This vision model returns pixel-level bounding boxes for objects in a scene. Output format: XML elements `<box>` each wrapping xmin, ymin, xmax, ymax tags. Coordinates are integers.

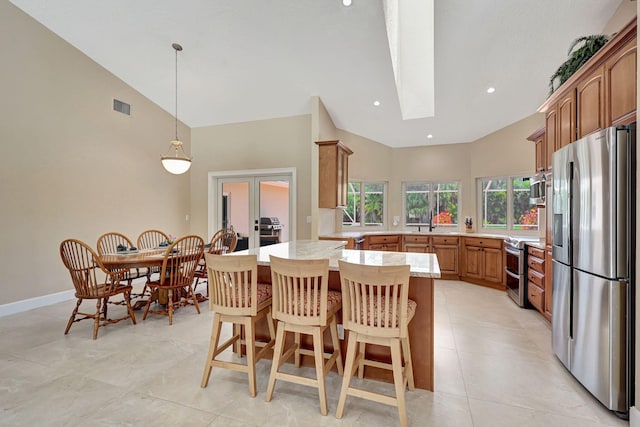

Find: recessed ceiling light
<box><xmin>373</xmin><ymin>100</ymin><xmax>381</xmax><ymax>107</ymax></box>
<box><xmin>487</xmin><ymin>87</ymin><xmax>496</xmax><ymax>94</ymax></box>
<box><xmin>342</xmin><ymin>0</ymin><xmax>352</xmax><ymax>6</ymax></box>
<box><xmin>427</xmin><ymin>134</ymin><xmax>433</xmax><ymax>139</ymax></box>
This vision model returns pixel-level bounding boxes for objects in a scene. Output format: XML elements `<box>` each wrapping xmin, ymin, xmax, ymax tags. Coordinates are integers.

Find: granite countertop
<box><xmin>232</xmin><ymin>240</ymin><xmax>441</xmax><ymax>278</ymax></box>
<box><xmin>320</xmin><ymin>230</ymin><xmax>517</xmax><ymax>240</ymax></box>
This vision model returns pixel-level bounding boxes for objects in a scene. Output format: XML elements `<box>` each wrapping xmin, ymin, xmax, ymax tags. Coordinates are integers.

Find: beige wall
<box><xmin>189</xmin><ymin>115</ymin><xmax>312</xmax><ymax>241</ymax></box>
<box><xmin>603</xmin><ymin>0</ymin><xmax>637</xmax><ymax>36</ymax></box>
<box><xmin>0</xmin><ymin>1</ymin><xmax>191</xmax><ymax>305</ymax></box>
<box><xmin>337</xmin><ymin>113</ymin><xmax>544</xmax><ymax>233</ymax></box>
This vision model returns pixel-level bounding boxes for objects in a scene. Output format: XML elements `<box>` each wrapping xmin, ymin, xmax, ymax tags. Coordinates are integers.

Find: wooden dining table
<box><xmin>100</xmin><ymin>248</ymin><xmax>172</xmax><ymax>306</ymax></box>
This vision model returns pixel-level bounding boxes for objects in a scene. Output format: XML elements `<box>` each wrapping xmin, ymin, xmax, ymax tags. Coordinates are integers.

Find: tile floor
<box><xmin>0</xmin><ymin>280</ymin><xmax>629</xmax><ymax>426</ymax></box>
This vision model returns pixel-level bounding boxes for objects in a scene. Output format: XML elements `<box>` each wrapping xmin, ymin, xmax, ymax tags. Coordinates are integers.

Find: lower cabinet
<box><xmin>460</xmin><ymin>237</ymin><xmax>504</xmax><ymax>288</ymax></box>
<box><xmin>365</xmin><ymin>234</ymin><xmax>400</xmax><ymax>252</ymax></box>
<box><xmin>526</xmin><ymin>245</ymin><xmax>548</xmax><ymax>318</ymax></box>
<box><xmin>431</xmin><ymin>236</ymin><xmax>459</xmax><ymax>276</ymax></box>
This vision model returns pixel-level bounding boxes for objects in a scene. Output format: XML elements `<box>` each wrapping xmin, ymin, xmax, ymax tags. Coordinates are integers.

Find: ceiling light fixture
<box><xmin>342</xmin><ymin>0</ymin><xmax>352</xmax><ymax>6</ymax></box>
<box><xmin>373</xmin><ymin>100</ymin><xmax>381</xmax><ymax>106</ymax></box>
<box><xmin>427</xmin><ymin>134</ymin><xmax>433</xmax><ymax>139</ymax></box>
<box><xmin>161</xmin><ymin>43</ymin><xmax>192</xmax><ymax>175</ymax></box>
<box><xmin>487</xmin><ymin>87</ymin><xmax>496</xmax><ymax>94</ymax></box>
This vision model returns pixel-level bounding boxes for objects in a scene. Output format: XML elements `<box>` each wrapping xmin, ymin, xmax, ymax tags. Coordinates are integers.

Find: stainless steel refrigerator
<box><xmin>552</xmin><ymin>125</ymin><xmax>634</xmax><ymax>415</ymax></box>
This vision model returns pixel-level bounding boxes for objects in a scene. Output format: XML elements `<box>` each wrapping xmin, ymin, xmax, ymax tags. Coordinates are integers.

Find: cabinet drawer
<box><xmin>528</xmin><ymin>255</ymin><xmax>545</xmax><ymax>274</ymax></box>
<box><xmin>463</xmin><ymin>237</ymin><xmax>502</xmax><ymax>249</ymax></box>
<box><xmin>368</xmin><ymin>235</ymin><xmax>400</xmax><ymax>244</ymax></box>
<box><xmin>432</xmin><ymin>236</ymin><xmax>459</xmax><ymax>245</ymax></box>
<box><xmin>528</xmin><ymin>283</ymin><xmax>545</xmax><ymax>311</ymax></box>
<box><xmin>528</xmin><ymin>268</ymin><xmax>544</xmax><ymax>288</ymax></box>
<box><xmin>403</xmin><ymin>235</ymin><xmax>430</xmax><ymax>244</ymax></box>
<box><xmin>527</xmin><ymin>246</ymin><xmax>545</xmax><ymax>259</ymax></box>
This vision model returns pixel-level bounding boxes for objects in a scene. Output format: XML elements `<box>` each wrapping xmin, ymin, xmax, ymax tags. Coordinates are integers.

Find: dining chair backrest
<box><xmin>60</xmin><ymin>239</ymin><xmax>121</xmax><ymax>298</ymax></box>
<box><xmin>137</xmin><ymin>229</ymin><xmax>169</xmax><ymax>250</ymax></box>
<box><xmin>205</xmin><ymin>253</ymin><xmax>259</xmax><ymax>316</ymax></box>
<box><xmin>338</xmin><ymin>260</ymin><xmax>411</xmax><ymax>339</ymax></box>
<box><xmin>159</xmin><ymin>235</ymin><xmax>205</xmax><ymax>287</ymax></box>
<box><xmin>208</xmin><ymin>228</ymin><xmax>238</xmax><ymax>254</ymax></box>
<box><xmin>269</xmin><ymin>255</ymin><xmax>330</xmax><ymax>327</ymax></box>
<box><xmin>96</xmin><ymin>232</ymin><xmax>134</xmax><ymax>256</ymax></box>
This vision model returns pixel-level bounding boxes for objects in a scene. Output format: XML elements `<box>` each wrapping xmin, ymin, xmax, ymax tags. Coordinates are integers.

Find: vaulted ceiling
<box><xmin>9</xmin><ymin>0</ymin><xmax>624</xmax><ymax>147</ymax></box>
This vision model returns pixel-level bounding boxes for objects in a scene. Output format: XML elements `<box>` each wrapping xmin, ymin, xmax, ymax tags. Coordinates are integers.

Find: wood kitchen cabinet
<box><xmin>539</xmin><ymin>18</ymin><xmax>636</xmax><ymax>161</ymax></box>
<box><xmin>526</xmin><ymin>127</ymin><xmax>546</xmax><ymax>174</ymax></box>
<box><xmin>402</xmin><ymin>235</ymin><xmax>460</xmax><ymax>277</ymax></box>
<box><xmin>577</xmin><ymin>65</ymin><xmax>605</xmax><ymax>138</ymax></box>
<box><xmin>431</xmin><ymin>236</ymin><xmax>459</xmax><ymax>276</ymax></box>
<box><xmin>316</xmin><ymin>140</ymin><xmax>353</xmax><ymax>208</ymax></box>
<box><xmin>606</xmin><ymin>35</ymin><xmax>637</xmax><ymax>126</ymax></box>
<box><xmin>526</xmin><ymin>246</ymin><xmax>546</xmax><ymax>313</ymax></box>
<box><xmin>460</xmin><ymin>237</ymin><xmax>504</xmax><ymax>289</ymax></box>
<box><xmin>365</xmin><ymin>234</ymin><xmax>400</xmax><ymax>252</ymax></box>
<box><xmin>402</xmin><ymin>235</ymin><xmax>430</xmax><ymax>253</ymax></box>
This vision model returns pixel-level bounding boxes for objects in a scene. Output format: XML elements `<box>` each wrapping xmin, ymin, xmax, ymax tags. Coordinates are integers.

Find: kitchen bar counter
<box><xmin>232</xmin><ymin>240</ymin><xmax>439</xmax><ymax>390</ymax></box>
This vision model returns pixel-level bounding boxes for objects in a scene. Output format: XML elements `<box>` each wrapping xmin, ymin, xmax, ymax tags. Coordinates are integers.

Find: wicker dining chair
<box><xmin>142</xmin><ymin>235</ymin><xmax>204</xmax><ymax>325</ymax></box>
<box><xmin>96</xmin><ymin>231</ymin><xmax>149</xmax><ymax>284</ymax></box>
<box><xmin>201</xmin><ymin>253</ymin><xmax>276</xmax><ymax>397</ymax></box>
<box><xmin>193</xmin><ymin>228</ymin><xmax>238</xmax><ymax>296</ymax></box>
<box><xmin>265</xmin><ymin>255</ymin><xmax>344</xmax><ymax>416</ymax></box>
<box><xmin>60</xmin><ymin>239</ymin><xmax>137</xmax><ymax>340</ymax></box>
<box><xmin>335</xmin><ymin>261</ymin><xmax>415</xmax><ymax>427</ymax></box>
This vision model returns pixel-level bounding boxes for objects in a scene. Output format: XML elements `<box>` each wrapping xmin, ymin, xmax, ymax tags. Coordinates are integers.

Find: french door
<box><xmin>210</xmin><ymin>169</ymin><xmax>295</xmax><ymax>250</ymax></box>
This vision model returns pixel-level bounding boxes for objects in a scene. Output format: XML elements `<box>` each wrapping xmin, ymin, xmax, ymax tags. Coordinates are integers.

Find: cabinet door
<box><xmin>463</xmin><ymin>246</ymin><xmax>482</xmax><ymax>279</ymax></box>
<box><xmin>535</xmin><ymin>135</ymin><xmax>545</xmax><ymax>173</ymax></box>
<box><xmin>557</xmin><ymin>91</ymin><xmax>576</xmax><ymax>148</ymax></box>
<box><xmin>383</xmin><ymin>243</ymin><xmax>400</xmax><ymax>252</ymax></box>
<box><xmin>545</xmin><ymin>249</ymin><xmax>553</xmax><ymax>320</ymax></box>
<box><xmin>545</xmin><ymin>108</ymin><xmax>557</xmax><ymax>172</ymax></box>
<box><xmin>606</xmin><ymin>37</ymin><xmax>637</xmax><ymax>126</ymax></box>
<box><xmin>577</xmin><ymin>66</ymin><xmax>605</xmax><ymax>138</ymax></box>
<box><xmin>368</xmin><ymin>243</ymin><xmax>384</xmax><ymax>251</ymax></box>
<box><xmin>433</xmin><ymin>245</ymin><xmax>458</xmax><ymax>275</ymax></box>
<box><xmin>483</xmin><ymin>247</ymin><xmax>503</xmax><ymax>284</ymax></box>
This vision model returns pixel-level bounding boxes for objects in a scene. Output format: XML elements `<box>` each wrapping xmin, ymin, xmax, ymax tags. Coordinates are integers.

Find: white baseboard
<box><xmin>0</xmin><ymin>290</ymin><xmax>75</xmax><ymax>317</ymax></box>
<box><xmin>631</xmin><ymin>405</ymin><xmax>640</xmax><ymax>427</ymax></box>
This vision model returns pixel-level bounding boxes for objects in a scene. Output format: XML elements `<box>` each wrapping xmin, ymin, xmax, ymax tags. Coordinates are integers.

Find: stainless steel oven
<box><xmin>504</xmin><ymin>237</ymin><xmax>540</xmax><ymax>307</ymax></box>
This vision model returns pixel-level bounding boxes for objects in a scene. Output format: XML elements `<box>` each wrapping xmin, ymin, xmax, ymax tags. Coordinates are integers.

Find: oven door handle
<box><xmin>505</xmin><ymin>269</ymin><xmax>520</xmax><ymax>280</ymax></box>
<box><xmin>505</xmin><ymin>246</ymin><xmax>520</xmax><ymax>257</ymax></box>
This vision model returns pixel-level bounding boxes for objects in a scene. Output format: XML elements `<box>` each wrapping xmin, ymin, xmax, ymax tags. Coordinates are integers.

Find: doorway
<box><xmin>209</xmin><ymin>169</ymin><xmax>296</xmax><ymax>250</ymax></box>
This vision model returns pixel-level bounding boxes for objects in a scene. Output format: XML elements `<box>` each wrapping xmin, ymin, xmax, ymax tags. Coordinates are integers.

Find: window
<box><xmin>479</xmin><ymin>176</ymin><xmax>539</xmax><ymax>232</ymax></box>
<box><xmin>343</xmin><ymin>181</ymin><xmax>386</xmax><ymax>227</ymax></box>
<box><xmin>403</xmin><ymin>181</ymin><xmax>459</xmax><ymax>228</ymax></box>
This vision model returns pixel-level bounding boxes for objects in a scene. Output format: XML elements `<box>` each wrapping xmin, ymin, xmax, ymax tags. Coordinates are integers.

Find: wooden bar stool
<box><xmin>336</xmin><ymin>260</ymin><xmax>416</xmax><ymax>427</ymax></box>
<box><xmin>201</xmin><ymin>254</ymin><xmax>276</xmax><ymax>397</ymax></box>
<box><xmin>265</xmin><ymin>256</ymin><xmax>344</xmax><ymax>416</ymax></box>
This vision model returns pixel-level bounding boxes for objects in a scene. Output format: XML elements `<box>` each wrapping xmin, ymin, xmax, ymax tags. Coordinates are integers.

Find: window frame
<box><xmin>401</xmin><ymin>180</ymin><xmax>461</xmax><ymax>229</ymax></box>
<box><xmin>476</xmin><ymin>175</ymin><xmax>540</xmax><ymax>235</ymax></box>
<box><xmin>342</xmin><ymin>180</ymin><xmax>387</xmax><ymax>229</ymax></box>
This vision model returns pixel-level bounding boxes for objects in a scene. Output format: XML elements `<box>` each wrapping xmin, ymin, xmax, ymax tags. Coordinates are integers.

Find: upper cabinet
<box><xmin>538</xmin><ymin>17</ymin><xmax>637</xmax><ymax>169</ymax></box>
<box><xmin>526</xmin><ymin>127</ymin><xmax>546</xmax><ymax>174</ymax></box>
<box><xmin>316</xmin><ymin>140</ymin><xmax>353</xmax><ymax>208</ymax></box>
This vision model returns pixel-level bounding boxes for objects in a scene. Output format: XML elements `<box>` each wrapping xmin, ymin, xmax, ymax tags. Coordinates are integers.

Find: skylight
<box><xmin>383</xmin><ymin>0</ymin><xmax>435</xmax><ymax>120</ymax></box>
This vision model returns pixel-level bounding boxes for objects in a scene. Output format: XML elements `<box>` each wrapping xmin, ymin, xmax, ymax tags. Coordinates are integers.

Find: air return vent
<box><xmin>113</xmin><ymin>99</ymin><xmax>131</xmax><ymax>116</ymax></box>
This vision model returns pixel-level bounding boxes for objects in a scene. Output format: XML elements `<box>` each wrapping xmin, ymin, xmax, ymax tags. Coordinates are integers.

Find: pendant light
<box><xmin>161</xmin><ymin>43</ymin><xmax>192</xmax><ymax>174</ymax></box>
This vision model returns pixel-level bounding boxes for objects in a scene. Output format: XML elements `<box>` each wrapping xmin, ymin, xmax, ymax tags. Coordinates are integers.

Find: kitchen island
<box><xmin>232</xmin><ymin>240</ymin><xmax>440</xmax><ymax>391</ymax></box>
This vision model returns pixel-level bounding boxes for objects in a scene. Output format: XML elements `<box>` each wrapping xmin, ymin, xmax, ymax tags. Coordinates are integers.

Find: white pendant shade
<box><xmin>161</xmin><ymin>157</ymin><xmax>191</xmax><ymax>174</ymax></box>
<box><xmin>161</xmin><ymin>139</ymin><xmax>191</xmax><ymax>174</ymax></box>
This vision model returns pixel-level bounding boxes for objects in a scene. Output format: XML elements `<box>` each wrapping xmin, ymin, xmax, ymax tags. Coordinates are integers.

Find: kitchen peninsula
<box><xmin>233</xmin><ymin>240</ymin><xmax>440</xmax><ymax>391</ymax></box>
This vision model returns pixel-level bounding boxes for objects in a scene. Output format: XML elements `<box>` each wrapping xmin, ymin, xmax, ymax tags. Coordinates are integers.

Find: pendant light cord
<box><xmin>175</xmin><ymin>45</ymin><xmax>179</xmax><ymax>141</ymax></box>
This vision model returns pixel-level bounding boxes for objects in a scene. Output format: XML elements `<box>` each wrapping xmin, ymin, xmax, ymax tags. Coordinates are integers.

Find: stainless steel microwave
<box><xmin>529</xmin><ymin>173</ymin><xmax>545</xmax><ymax>205</ymax></box>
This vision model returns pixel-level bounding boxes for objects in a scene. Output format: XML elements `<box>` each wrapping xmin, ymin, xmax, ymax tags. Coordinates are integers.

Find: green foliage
<box><xmin>549</xmin><ymin>34</ymin><xmax>609</xmax><ymax>95</ymax></box>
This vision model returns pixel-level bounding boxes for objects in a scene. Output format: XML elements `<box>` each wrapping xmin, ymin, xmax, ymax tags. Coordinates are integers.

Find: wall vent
<box><xmin>113</xmin><ymin>99</ymin><xmax>131</xmax><ymax>116</ymax></box>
